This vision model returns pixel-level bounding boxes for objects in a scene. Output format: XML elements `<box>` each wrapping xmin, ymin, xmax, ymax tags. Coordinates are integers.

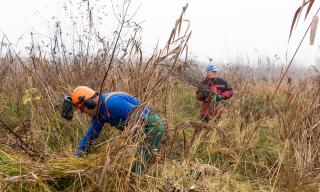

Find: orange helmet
<box><xmin>71</xmin><ymin>86</ymin><xmax>96</xmax><ymax>109</ymax></box>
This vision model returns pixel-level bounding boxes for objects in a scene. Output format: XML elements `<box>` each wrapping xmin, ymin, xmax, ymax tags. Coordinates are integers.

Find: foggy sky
<box><xmin>0</xmin><ymin>0</ymin><xmax>319</xmax><ymax>66</ymax></box>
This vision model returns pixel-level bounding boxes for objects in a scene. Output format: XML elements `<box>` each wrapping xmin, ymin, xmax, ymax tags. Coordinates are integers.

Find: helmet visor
<box><xmin>61</xmin><ymin>96</ymin><xmax>77</xmax><ymax>120</ymax></box>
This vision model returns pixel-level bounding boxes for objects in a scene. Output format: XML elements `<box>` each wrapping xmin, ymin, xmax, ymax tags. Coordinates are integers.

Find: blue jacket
<box><xmin>77</xmin><ymin>92</ymin><xmax>150</xmax><ymax>153</ymax></box>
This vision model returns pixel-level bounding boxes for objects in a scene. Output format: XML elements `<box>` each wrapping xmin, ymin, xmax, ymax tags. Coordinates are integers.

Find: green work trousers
<box><xmin>132</xmin><ymin>112</ymin><xmax>164</xmax><ymax>173</ymax></box>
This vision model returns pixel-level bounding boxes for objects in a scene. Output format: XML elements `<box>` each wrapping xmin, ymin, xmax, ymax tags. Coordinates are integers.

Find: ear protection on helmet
<box><xmin>78</xmin><ymin>92</ymin><xmax>99</xmax><ymax>110</ymax></box>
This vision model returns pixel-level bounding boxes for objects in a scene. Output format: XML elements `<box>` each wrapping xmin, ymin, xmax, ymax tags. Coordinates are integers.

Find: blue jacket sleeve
<box><xmin>77</xmin><ymin>117</ymin><xmax>105</xmax><ymax>153</ymax></box>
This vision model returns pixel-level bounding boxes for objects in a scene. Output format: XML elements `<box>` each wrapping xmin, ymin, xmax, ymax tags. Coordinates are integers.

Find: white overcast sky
<box><xmin>0</xmin><ymin>0</ymin><xmax>319</xmax><ymax>66</ymax></box>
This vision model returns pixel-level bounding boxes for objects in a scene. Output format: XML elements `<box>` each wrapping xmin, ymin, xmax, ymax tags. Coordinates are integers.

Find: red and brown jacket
<box><xmin>196</xmin><ymin>77</ymin><xmax>233</xmax><ymax>117</ymax></box>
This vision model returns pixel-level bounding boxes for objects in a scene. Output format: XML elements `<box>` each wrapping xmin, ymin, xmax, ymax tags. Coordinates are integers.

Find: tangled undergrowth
<box><xmin>0</xmin><ymin>2</ymin><xmax>320</xmax><ymax>192</ymax></box>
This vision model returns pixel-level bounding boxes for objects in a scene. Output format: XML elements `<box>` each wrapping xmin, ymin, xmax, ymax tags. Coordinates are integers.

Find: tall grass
<box><xmin>0</xmin><ymin>1</ymin><xmax>320</xmax><ymax>191</ymax></box>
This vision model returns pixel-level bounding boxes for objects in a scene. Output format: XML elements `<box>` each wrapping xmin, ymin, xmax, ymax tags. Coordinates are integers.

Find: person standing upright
<box><xmin>196</xmin><ymin>65</ymin><xmax>233</xmax><ymax>122</ymax></box>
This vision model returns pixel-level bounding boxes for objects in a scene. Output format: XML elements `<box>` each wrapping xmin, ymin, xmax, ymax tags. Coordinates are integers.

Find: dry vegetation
<box><xmin>0</xmin><ymin>1</ymin><xmax>320</xmax><ymax>192</ymax></box>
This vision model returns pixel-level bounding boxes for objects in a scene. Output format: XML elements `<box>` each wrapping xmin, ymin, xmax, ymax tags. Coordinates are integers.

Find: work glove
<box><xmin>202</xmin><ymin>90</ymin><xmax>211</xmax><ymax>98</ymax></box>
<box><xmin>75</xmin><ymin>150</ymin><xmax>84</xmax><ymax>158</ymax></box>
<box><xmin>215</xmin><ymin>94</ymin><xmax>224</xmax><ymax>102</ymax></box>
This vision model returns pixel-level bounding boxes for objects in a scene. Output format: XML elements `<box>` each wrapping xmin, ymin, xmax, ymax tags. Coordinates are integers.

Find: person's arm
<box><xmin>196</xmin><ymin>89</ymin><xmax>204</xmax><ymax>101</ymax></box>
<box><xmin>196</xmin><ymin>80</ymin><xmax>211</xmax><ymax>101</ymax></box>
<box><xmin>196</xmin><ymin>89</ymin><xmax>211</xmax><ymax>101</ymax></box>
<box><xmin>220</xmin><ymin>81</ymin><xmax>233</xmax><ymax>99</ymax></box>
<box><xmin>76</xmin><ymin>117</ymin><xmax>105</xmax><ymax>156</ymax></box>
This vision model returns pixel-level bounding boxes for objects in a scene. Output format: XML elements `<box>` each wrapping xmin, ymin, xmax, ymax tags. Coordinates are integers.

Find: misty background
<box><xmin>0</xmin><ymin>0</ymin><xmax>320</xmax><ymax>68</ymax></box>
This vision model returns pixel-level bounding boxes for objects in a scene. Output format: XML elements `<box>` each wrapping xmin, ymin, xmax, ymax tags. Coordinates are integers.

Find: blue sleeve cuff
<box><xmin>75</xmin><ymin>150</ymin><xmax>84</xmax><ymax>157</ymax></box>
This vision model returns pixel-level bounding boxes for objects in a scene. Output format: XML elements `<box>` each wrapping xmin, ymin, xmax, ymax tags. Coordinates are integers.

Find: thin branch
<box><xmin>0</xmin><ymin>118</ymin><xmax>42</xmax><ymax>159</ymax></box>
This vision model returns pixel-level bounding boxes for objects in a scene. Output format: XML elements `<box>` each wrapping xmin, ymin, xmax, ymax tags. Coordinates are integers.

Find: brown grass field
<box><xmin>0</xmin><ymin>1</ymin><xmax>320</xmax><ymax>192</ymax></box>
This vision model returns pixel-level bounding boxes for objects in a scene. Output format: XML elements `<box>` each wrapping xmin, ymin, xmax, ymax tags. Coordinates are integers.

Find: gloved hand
<box><xmin>75</xmin><ymin>150</ymin><xmax>84</xmax><ymax>158</ymax></box>
<box><xmin>202</xmin><ymin>90</ymin><xmax>211</xmax><ymax>98</ymax></box>
<box><xmin>215</xmin><ymin>94</ymin><xmax>224</xmax><ymax>102</ymax></box>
